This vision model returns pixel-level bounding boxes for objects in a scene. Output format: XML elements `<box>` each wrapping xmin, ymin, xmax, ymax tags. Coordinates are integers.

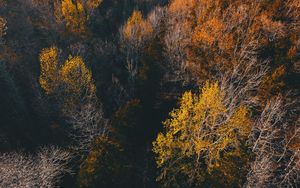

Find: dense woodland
<box><xmin>0</xmin><ymin>0</ymin><xmax>299</xmax><ymax>187</ymax></box>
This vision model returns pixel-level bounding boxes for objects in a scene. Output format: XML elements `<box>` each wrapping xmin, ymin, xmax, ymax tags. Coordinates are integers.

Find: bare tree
<box><xmin>147</xmin><ymin>6</ymin><xmax>166</xmax><ymax>35</ymax></box>
<box><xmin>0</xmin><ymin>152</ymin><xmax>36</xmax><ymax>187</ymax></box>
<box><xmin>246</xmin><ymin>96</ymin><xmax>300</xmax><ymax>188</ymax></box>
<box><xmin>163</xmin><ymin>22</ymin><xmax>191</xmax><ymax>84</ymax></box>
<box><xmin>66</xmin><ymin>100</ymin><xmax>109</xmax><ymax>154</ymax></box>
<box><xmin>219</xmin><ymin>58</ymin><xmax>269</xmax><ymax>111</ymax></box>
<box><xmin>0</xmin><ymin>146</ymin><xmax>71</xmax><ymax>188</ymax></box>
<box><xmin>162</xmin><ymin>1</ymin><xmax>194</xmax><ymax>85</ymax></box>
<box><xmin>37</xmin><ymin>146</ymin><xmax>72</xmax><ymax>188</ymax></box>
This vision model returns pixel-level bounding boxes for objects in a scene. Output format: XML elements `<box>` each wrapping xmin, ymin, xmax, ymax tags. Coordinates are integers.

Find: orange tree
<box><xmin>162</xmin><ymin>0</ymin><xmax>299</xmax><ymax>98</ymax></box>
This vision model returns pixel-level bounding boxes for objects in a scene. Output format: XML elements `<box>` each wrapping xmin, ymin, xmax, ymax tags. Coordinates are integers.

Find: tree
<box><xmin>162</xmin><ymin>0</ymin><xmax>196</xmax><ymax>84</ymax></box>
<box><xmin>258</xmin><ymin>65</ymin><xmax>286</xmax><ymax>106</ymax></box>
<box><xmin>159</xmin><ymin>0</ymin><xmax>299</xmax><ymax>91</ymax></box>
<box><xmin>153</xmin><ymin>58</ymin><xmax>268</xmax><ymax>187</ymax></box>
<box><xmin>153</xmin><ymin>81</ymin><xmax>252</xmax><ymax>187</ymax></box>
<box><xmin>78</xmin><ymin>136</ymin><xmax>128</xmax><ymax>188</ymax></box>
<box><xmin>147</xmin><ymin>6</ymin><xmax>166</xmax><ymax>35</ymax></box>
<box><xmin>60</xmin><ymin>55</ymin><xmax>96</xmax><ymax>112</ymax></box>
<box><xmin>67</xmin><ymin>100</ymin><xmax>109</xmax><ymax>154</ymax></box>
<box><xmin>122</xmin><ymin>10</ymin><xmax>153</xmax><ymax>47</ymax></box>
<box><xmin>0</xmin><ymin>146</ymin><xmax>71</xmax><ymax>188</ymax></box>
<box><xmin>39</xmin><ymin>47</ymin><xmax>60</xmax><ymax>95</ymax></box>
<box><xmin>59</xmin><ymin>0</ymin><xmax>102</xmax><ymax>34</ymax></box>
<box><xmin>39</xmin><ymin>47</ymin><xmax>96</xmax><ymax>113</ymax></box>
<box><xmin>39</xmin><ymin>46</ymin><xmax>106</xmax><ymax>159</ymax></box>
<box><xmin>85</xmin><ymin>0</ymin><xmax>102</xmax><ymax>11</ymax></box>
<box><xmin>246</xmin><ymin>96</ymin><xmax>300</xmax><ymax>188</ymax></box>
<box><xmin>120</xmin><ymin>10</ymin><xmax>154</xmax><ymax>84</ymax></box>
<box><xmin>60</xmin><ymin>0</ymin><xmax>87</xmax><ymax>34</ymax></box>
<box><xmin>0</xmin><ymin>16</ymin><xmax>7</xmax><ymax>44</ymax></box>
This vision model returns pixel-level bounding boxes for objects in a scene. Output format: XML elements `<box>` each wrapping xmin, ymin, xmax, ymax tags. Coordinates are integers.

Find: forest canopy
<box><xmin>0</xmin><ymin>0</ymin><xmax>299</xmax><ymax>187</ymax></box>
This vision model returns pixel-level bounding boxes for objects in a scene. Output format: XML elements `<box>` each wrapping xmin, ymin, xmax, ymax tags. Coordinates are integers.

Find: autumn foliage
<box><xmin>39</xmin><ymin>47</ymin><xmax>96</xmax><ymax>113</ymax></box>
<box><xmin>39</xmin><ymin>47</ymin><xmax>60</xmax><ymax>95</ymax></box>
<box><xmin>0</xmin><ymin>0</ymin><xmax>299</xmax><ymax>187</ymax></box>
<box><xmin>59</xmin><ymin>0</ymin><xmax>102</xmax><ymax>34</ymax></box>
<box><xmin>153</xmin><ymin>81</ymin><xmax>251</xmax><ymax>187</ymax></box>
<box><xmin>122</xmin><ymin>10</ymin><xmax>154</xmax><ymax>51</ymax></box>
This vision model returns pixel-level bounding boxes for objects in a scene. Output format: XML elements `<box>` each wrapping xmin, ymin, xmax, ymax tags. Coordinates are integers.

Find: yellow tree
<box><xmin>59</xmin><ymin>0</ymin><xmax>102</xmax><ymax>34</ymax></box>
<box><xmin>61</xmin><ymin>0</ymin><xmax>87</xmax><ymax>34</ymax></box>
<box><xmin>39</xmin><ymin>47</ymin><xmax>60</xmax><ymax>95</ymax></box>
<box><xmin>0</xmin><ymin>17</ymin><xmax>7</xmax><ymax>42</ymax></box>
<box><xmin>39</xmin><ymin>47</ymin><xmax>96</xmax><ymax>113</ymax></box>
<box><xmin>60</xmin><ymin>55</ymin><xmax>96</xmax><ymax>112</ymax></box>
<box><xmin>153</xmin><ymin>81</ymin><xmax>252</xmax><ymax>187</ymax></box>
